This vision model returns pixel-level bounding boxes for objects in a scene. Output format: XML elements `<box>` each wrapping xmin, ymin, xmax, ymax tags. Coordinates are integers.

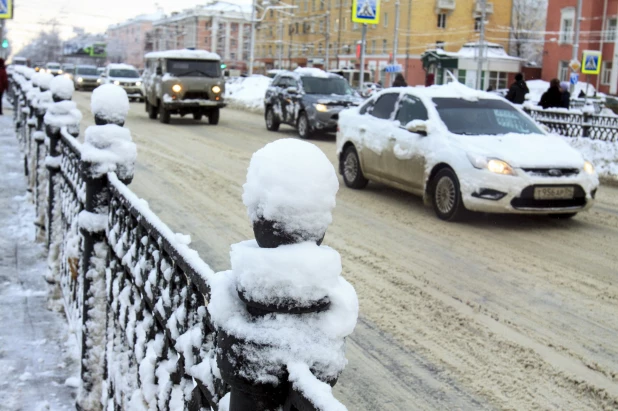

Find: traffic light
<box><xmin>220</xmin><ymin>63</ymin><xmax>227</xmax><ymax>69</ymax></box>
<box><xmin>1</xmin><ymin>39</ymin><xmax>8</xmax><ymax>49</ymax></box>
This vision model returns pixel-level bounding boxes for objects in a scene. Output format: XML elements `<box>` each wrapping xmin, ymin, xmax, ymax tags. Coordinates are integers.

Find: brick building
<box><xmin>107</xmin><ymin>11</ymin><xmax>164</xmax><ymax>69</ymax></box>
<box><xmin>542</xmin><ymin>0</ymin><xmax>618</xmax><ymax>94</ymax></box>
<box><xmin>151</xmin><ymin>2</ymin><xmax>252</xmax><ymax>72</ymax></box>
<box><xmin>254</xmin><ymin>0</ymin><xmax>513</xmax><ymax>86</ymax></box>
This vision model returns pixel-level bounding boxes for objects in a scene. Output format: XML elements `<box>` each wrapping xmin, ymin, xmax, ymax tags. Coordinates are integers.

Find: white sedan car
<box><xmin>336</xmin><ymin>83</ymin><xmax>599</xmax><ymax>221</ymax></box>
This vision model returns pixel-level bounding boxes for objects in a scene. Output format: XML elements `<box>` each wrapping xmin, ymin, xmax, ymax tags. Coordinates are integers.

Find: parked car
<box><xmin>101</xmin><ymin>64</ymin><xmax>143</xmax><ymax>102</ymax></box>
<box><xmin>46</xmin><ymin>62</ymin><xmax>62</xmax><ymax>76</ymax></box>
<box><xmin>264</xmin><ymin>68</ymin><xmax>363</xmax><ymax>139</ymax></box>
<box><xmin>142</xmin><ymin>49</ymin><xmax>226</xmax><ymax>124</ymax></box>
<box><xmin>337</xmin><ymin>83</ymin><xmax>599</xmax><ymax>221</ymax></box>
<box><xmin>74</xmin><ymin>65</ymin><xmax>100</xmax><ymax>91</ymax></box>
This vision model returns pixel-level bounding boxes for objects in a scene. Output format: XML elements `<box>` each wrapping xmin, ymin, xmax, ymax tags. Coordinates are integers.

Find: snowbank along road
<box><xmin>72</xmin><ymin>91</ymin><xmax>618</xmax><ymax>410</ymax></box>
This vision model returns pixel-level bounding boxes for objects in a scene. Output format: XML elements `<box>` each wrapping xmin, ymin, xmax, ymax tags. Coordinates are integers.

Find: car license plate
<box><xmin>533</xmin><ymin>186</ymin><xmax>574</xmax><ymax>200</ymax></box>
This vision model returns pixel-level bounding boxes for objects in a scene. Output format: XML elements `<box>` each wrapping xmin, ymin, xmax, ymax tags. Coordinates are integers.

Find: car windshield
<box><xmin>301</xmin><ymin>76</ymin><xmax>355</xmax><ymax>95</ymax></box>
<box><xmin>63</xmin><ymin>67</ymin><xmax>75</xmax><ymax>74</ymax></box>
<box><xmin>77</xmin><ymin>68</ymin><xmax>98</xmax><ymax>75</ymax></box>
<box><xmin>166</xmin><ymin>59</ymin><xmax>220</xmax><ymax>77</ymax></box>
<box><xmin>48</xmin><ymin>64</ymin><xmax>60</xmax><ymax>69</ymax></box>
<box><xmin>433</xmin><ymin>98</ymin><xmax>543</xmax><ymax>135</ymax></box>
<box><xmin>109</xmin><ymin>69</ymin><xmax>140</xmax><ymax>78</ymax></box>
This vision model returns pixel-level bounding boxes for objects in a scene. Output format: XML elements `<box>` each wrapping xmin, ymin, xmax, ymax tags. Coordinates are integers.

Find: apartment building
<box><xmin>542</xmin><ymin>0</ymin><xmax>618</xmax><ymax>94</ymax></box>
<box><xmin>254</xmin><ymin>0</ymin><xmax>513</xmax><ymax>85</ymax></box>
<box><xmin>151</xmin><ymin>1</ymin><xmax>253</xmax><ymax>71</ymax></box>
<box><xmin>107</xmin><ymin>11</ymin><xmax>164</xmax><ymax>69</ymax></box>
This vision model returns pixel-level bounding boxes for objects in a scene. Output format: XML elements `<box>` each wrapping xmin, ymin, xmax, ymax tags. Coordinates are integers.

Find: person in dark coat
<box><xmin>539</xmin><ymin>78</ymin><xmax>563</xmax><ymax>109</ymax></box>
<box><xmin>560</xmin><ymin>81</ymin><xmax>571</xmax><ymax>109</ymax></box>
<box><xmin>505</xmin><ymin>73</ymin><xmax>529</xmax><ymax>104</ymax></box>
<box><xmin>0</xmin><ymin>59</ymin><xmax>7</xmax><ymax>115</ymax></box>
<box><xmin>392</xmin><ymin>73</ymin><xmax>407</xmax><ymax>87</ymax></box>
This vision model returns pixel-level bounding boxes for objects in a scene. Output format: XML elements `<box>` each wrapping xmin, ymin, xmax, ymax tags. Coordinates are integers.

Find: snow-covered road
<box><xmin>72</xmin><ymin>91</ymin><xmax>618</xmax><ymax>410</ymax></box>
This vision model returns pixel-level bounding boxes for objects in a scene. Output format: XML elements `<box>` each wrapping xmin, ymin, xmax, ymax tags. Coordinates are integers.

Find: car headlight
<box><xmin>114</xmin><ymin>80</ymin><xmax>120</xmax><ymax>86</ymax></box>
<box><xmin>47</xmin><ymin>69</ymin><xmax>51</xmax><ymax>73</ymax></box>
<box><xmin>172</xmin><ymin>84</ymin><xmax>182</xmax><ymax>93</ymax></box>
<box><xmin>583</xmin><ymin>161</ymin><xmax>595</xmax><ymax>175</ymax></box>
<box><xmin>136</xmin><ymin>81</ymin><xmax>142</xmax><ymax>86</ymax></box>
<box><xmin>97</xmin><ymin>78</ymin><xmax>101</xmax><ymax>84</ymax></box>
<box><xmin>467</xmin><ymin>154</ymin><xmax>515</xmax><ymax>175</ymax></box>
<box><xmin>212</xmin><ymin>85</ymin><xmax>221</xmax><ymax>94</ymax></box>
<box><xmin>77</xmin><ymin>77</ymin><xmax>83</xmax><ymax>83</ymax></box>
<box><xmin>58</xmin><ymin>70</ymin><xmax>63</xmax><ymax>74</ymax></box>
<box><xmin>314</xmin><ymin>103</ymin><xmax>328</xmax><ymax>112</ymax></box>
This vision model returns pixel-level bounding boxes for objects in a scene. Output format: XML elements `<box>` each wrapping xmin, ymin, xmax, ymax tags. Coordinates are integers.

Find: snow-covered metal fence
<box><xmin>524</xmin><ymin>107</ymin><xmax>618</xmax><ymax>142</ymax></box>
<box><xmin>9</xmin><ymin>70</ymin><xmax>356</xmax><ymax>411</ymax></box>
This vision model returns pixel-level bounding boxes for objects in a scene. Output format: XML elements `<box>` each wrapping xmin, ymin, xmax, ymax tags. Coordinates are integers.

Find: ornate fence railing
<box><xmin>524</xmin><ymin>106</ymin><xmax>618</xmax><ymax>142</ymax></box>
<box><xmin>8</xmin><ymin>66</ymin><xmax>356</xmax><ymax>411</ymax></box>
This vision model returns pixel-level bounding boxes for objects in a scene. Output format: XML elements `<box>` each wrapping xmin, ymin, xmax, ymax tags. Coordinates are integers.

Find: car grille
<box><xmin>522</xmin><ymin>168</ymin><xmax>580</xmax><ymax>177</ymax></box>
<box><xmin>121</xmin><ymin>82</ymin><xmax>138</xmax><ymax>87</ymax></box>
<box><xmin>511</xmin><ymin>185</ymin><xmax>586</xmax><ymax>209</ymax></box>
<box><xmin>183</xmin><ymin>92</ymin><xmax>209</xmax><ymax>100</ymax></box>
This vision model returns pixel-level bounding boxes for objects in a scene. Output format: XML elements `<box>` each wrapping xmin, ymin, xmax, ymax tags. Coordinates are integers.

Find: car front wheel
<box><xmin>265</xmin><ymin>107</ymin><xmax>280</xmax><ymax>131</ymax></box>
<box><xmin>147</xmin><ymin>101</ymin><xmax>158</xmax><ymax>119</ymax></box>
<box><xmin>432</xmin><ymin>168</ymin><xmax>466</xmax><ymax>221</ymax></box>
<box><xmin>342</xmin><ymin>146</ymin><xmax>368</xmax><ymax>189</ymax></box>
<box><xmin>208</xmin><ymin>109</ymin><xmax>220</xmax><ymax>125</ymax></box>
<box><xmin>159</xmin><ymin>104</ymin><xmax>170</xmax><ymax>124</ymax></box>
<box><xmin>297</xmin><ymin>112</ymin><xmax>313</xmax><ymax>139</ymax></box>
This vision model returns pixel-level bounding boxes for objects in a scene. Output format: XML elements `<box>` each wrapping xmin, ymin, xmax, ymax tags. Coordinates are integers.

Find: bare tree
<box><xmin>510</xmin><ymin>0</ymin><xmax>547</xmax><ymax>65</ymax></box>
<box><xmin>15</xmin><ymin>27</ymin><xmax>63</xmax><ymax>63</ymax></box>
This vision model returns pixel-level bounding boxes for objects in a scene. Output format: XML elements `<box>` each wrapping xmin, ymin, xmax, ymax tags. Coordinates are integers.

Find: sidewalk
<box><xmin>0</xmin><ymin>114</ymin><xmax>79</xmax><ymax>411</ymax></box>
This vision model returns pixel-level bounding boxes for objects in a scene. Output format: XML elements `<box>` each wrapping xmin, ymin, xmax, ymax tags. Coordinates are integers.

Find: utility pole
<box><xmin>476</xmin><ymin>0</ymin><xmax>487</xmax><ymax>90</ymax></box>
<box><xmin>572</xmin><ymin>0</ymin><xmax>583</xmax><ymax>65</ymax></box>
<box><xmin>325</xmin><ymin>11</ymin><xmax>330</xmax><ymax>70</ymax></box>
<box><xmin>392</xmin><ymin>0</ymin><xmax>400</xmax><ymax>65</ymax></box>
<box><xmin>278</xmin><ymin>19</ymin><xmax>283</xmax><ymax>69</ymax></box>
<box><xmin>359</xmin><ymin>24</ymin><xmax>367</xmax><ymax>89</ymax></box>
<box><xmin>0</xmin><ymin>20</ymin><xmax>5</xmax><ymax>60</ymax></box>
<box><xmin>249</xmin><ymin>0</ymin><xmax>256</xmax><ymax>75</ymax></box>
<box><xmin>336</xmin><ymin>0</ymin><xmax>343</xmax><ymax>69</ymax></box>
<box><xmin>404</xmin><ymin>0</ymin><xmax>412</xmax><ymax>80</ymax></box>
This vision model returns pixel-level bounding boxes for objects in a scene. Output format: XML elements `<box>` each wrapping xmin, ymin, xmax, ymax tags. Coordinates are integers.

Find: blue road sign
<box><xmin>352</xmin><ymin>0</ymin><xmax>380</xmax><ymax>24</ymax></box>
<box><xmin>0</xmin><ymin>0</ymin><xmax>13</xmax><ymax>19</ymax></box>
<box><xmin>582</xmin><ymin>50</ymin><xmax>602</xmax><ymax>75</ymax></box>
<box><xmin>570</xmin><ymin>73</ymin><xmax>579</xmax><ymax>85</ymax></box>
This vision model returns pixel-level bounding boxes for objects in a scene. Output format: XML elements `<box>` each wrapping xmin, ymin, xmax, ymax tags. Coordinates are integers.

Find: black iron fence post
<box><xmin>582</xmin><ymin>112</ymin><xmax>592</xmax><ymax>138</ymax></box>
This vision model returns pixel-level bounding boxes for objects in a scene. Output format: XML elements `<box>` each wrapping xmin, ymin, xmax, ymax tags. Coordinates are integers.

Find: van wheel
<box><xmin>159</xmin><ymin>104</ymin><xmax>170</xmax><ymax>124</ymax></box>
<box><xmin>208</xmin><ymin>109</ymin><xmax>220</xmax><ymax>125</ymax></box>
<box><xmin>342</xmin><ymin>146</ymin><xmax>368</xmax><ymax>189</ymax></box>
<box><xmin>297</xmin><ymin>112</ymin><xmax>313</xmax><ymax>139</ymax></box>
<box><xmin>431</xmin><ymin>168</ymin><xmax>466</xmax><ymax>221</ymax></box>
<box><xmin>147</xmin><ymin>101</ymin><xmax>158</xmax><ymax>119</ymax></box>
<box><xmin>193</xmin><ymin>113</ymin><xmax>203</xmax><ymax>121</ymax></box>
<box><xmin>265</xmin><ymin>106</ymin><xmax>280</xmax><ymax>131</ymax></box>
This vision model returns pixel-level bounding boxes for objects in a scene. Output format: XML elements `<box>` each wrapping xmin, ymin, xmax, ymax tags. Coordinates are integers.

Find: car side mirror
<box><xmin>156</xmin><ymin>67</ymin><xmax>162</xmax><ymax>75</ymax></box>
<box><xmin>406</xmin><ymin>120</ymin><xmax>428</xmax><ymax>136</ymax></box>
<box><xmin>286</xmin><ymin>86</ymin><xmax>299</xmax><ymax>95</ymax></box>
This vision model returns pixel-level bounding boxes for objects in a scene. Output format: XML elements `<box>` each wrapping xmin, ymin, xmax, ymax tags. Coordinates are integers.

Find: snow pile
<box><xmin>563</xmin><ymin>137</ymin><xmax>618</xmax><ymax>180</ymax></box>
<box><xmin>91</xmin><ymin>84</ymin><xmax>130</xmax><ymax>123</ymax></box>
<box><xmin>288</xmin><ymin>362</ymin><xmax>347</xmax><ymax>411</ymax></box>
<box><xmin>81</xmin><ymin>124</ymin><xmax>136</xmax><ymax>179</ymax></box>
<box><xmin>43</xmin><ymin>100</ymin><xmax>82</xmax><ymax>130</ymax></box>
<box><xmin>50</xmin><ymin>75</ymin><xmax>75</xmax><ymax>100</ymax></box>
<box><xmin>234</xmin><ymin>240</ymin><xmax>342</xmax><ymax>306</ymax></box>
<box><xmin>38</xmin><ymin>73</ymin><xmax>54</xmax><ymax>91</ymax></box>
<box><xmin>225</xmin><ymin>75</ymin><xmax>271</xmax><ymax>113</ymax></box>
<box><xmin>242</xmin><ymin>139</ymin><xmax>339</xmax><ymax>243</ymax></box>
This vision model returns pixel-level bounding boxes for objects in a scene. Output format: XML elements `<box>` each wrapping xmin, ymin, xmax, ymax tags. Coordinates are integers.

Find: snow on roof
<box><xmin>400</xmin><ymin>81</ymin><xmax>504</xmax><ymax>101</ymax></box>
<box><xmin>293</xmin><ymin>67</ymin><xmax>332</xmax><ymax>78</ymax></box>
<box><xmin>456</xmin><ymin>42</ymin><xmax>523</xmax><ymax>61</ymax></box>
<box><xmin>107</xmin><ymin>63</ymin><xmax>138</xmax><ymax>70</ymax></box>
<box><xmin>155</xmin><ymin>1</ymin><xmax>251</xmax><ymax>23</ymax></box>
<box><xmin>108</xmin><ymin>10</ymin><xmax>165</xmax><ymax>30</ymax></box>
<box><xmin>145</xmin><ymin>49</ymin><xmax>221</xmax><ymax>60</ymax></box>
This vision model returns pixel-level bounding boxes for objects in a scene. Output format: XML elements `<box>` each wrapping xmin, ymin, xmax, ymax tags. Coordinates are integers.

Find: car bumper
<box><xmin>121</xmin><ymin>87</ymin><xmax>143</xmax><ymax>95</ymax></box>
<box><xmin>76</xmin><ymin>81</ymin><xmax>99</xmax><ymax>89</ymax></box>
<box><xmin>163</xmin><ymin>100</ymin><xmax>226</xmax><ymax>109</ymax></box>
<box><xmin>459</xmin><ymin>168</ymin><xmax>599</xmax><ymax>214</ymax></box>
<box><xmin>311</xmin><ymin>107</ymin><xmax>344</xmax><ymax>131</ymax></box>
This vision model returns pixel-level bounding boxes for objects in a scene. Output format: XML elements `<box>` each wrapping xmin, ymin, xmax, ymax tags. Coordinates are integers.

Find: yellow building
<box><xmin>255</xmin><ymin>0</ymin><xmax>514</xmax><ymax>86</ymax></box>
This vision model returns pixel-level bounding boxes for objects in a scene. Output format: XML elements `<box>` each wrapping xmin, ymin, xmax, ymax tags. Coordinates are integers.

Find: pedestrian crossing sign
<box><xmin>352</xmin><ymin>0</ymin><xmax>380</xmax><ymax>24</ymax></box>
<box><xmin>581</xmin><ymin>50</ymin><xmax>602</xmax><ymax>75</ymax></box>
<box><xmin>0</xmin><ymin>0</ymin><xmax>13</xmax><ymax>19</ymax></box>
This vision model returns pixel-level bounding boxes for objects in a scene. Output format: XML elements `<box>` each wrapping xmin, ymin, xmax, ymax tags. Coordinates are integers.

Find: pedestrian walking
<box><xmin>539</xmin><ymin>79</ymin><xmax>562</xmax><ymax>109</ymax></box>
<box><xmin>505</xmin><ymin>73</ymin><xmax>529</xmax><ymax>104</ymax></box>
<box><xmin>0</xmin><ymin>59</ymin><xmax>8</xmax><ymax>115</ymax></box>
<box><xmin>392</xmin><ymin>73</ymin><xmax>407</xmax><ymax>87</ymax></box>
<box><xmin>560</xmin><ymin>81</ymin><xmax>571</xmax><ymax>109</ymax></box>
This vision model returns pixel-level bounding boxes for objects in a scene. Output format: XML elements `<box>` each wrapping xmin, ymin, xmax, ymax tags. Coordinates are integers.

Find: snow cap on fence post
<box><xmin>91</xmin><ymin>84</ymin><xmax>130</xmax><ymax>126</ymax></box>
<box><xmin>49</xmin><ymin>75</ymin><xmax>75</xmax><ymax>102</ymax></box>
<box><xmin>208</xmin><ymin>139</ymin><xmax>357</xmax><ymax>410</ymax></box>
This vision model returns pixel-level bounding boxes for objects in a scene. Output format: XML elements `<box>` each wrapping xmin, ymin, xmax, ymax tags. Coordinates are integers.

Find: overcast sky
<box><xmin>6</xmin><ymin>0</ymin><xmax>250</xmax><ymax>56</ymax></box>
